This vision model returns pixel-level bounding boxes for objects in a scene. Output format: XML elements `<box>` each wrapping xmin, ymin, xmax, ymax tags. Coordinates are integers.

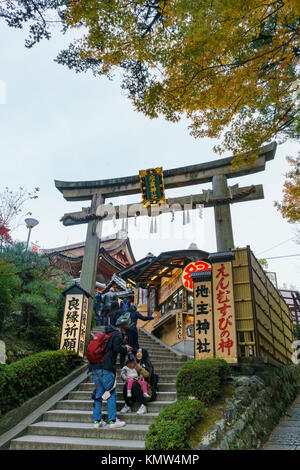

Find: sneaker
<box><xmin>108</xmin><ymin>418</ymin><xmax>126</xmax><ymax>429</ymax></box>
<box><xmin>136</xmin><ymin>404</ymin><xmax>147</xmax><ymax>415</ymax></box>
<box><xmin>120</xmin><ymin>404</ymin><xmax>131</xmax><ymax>414</ymax></box>
<box><xmin>93</xmin><ymin>420</ymin><xmax>106</xmax><ymax>429</ymax></box>
<box><xmin>143</xmin><ymin>393</ymin><xmax>150</xmax><ymax>398</ymax></box>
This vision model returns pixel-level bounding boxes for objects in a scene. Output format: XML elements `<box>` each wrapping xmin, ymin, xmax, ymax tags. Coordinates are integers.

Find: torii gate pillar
<box><xmin>212</xmin><ymin>175</ymin><xmax>234</xmax><ymax>251</ymax></box>
<box><xmin>80</xmin><ymin>193</ymin><xmax>104</xmax><ymax>348</ymax></box>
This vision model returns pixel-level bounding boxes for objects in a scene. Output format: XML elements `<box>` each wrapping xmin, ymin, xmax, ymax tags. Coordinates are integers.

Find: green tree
<box><xmin>2</xmin><ymin>243</ymin><xmax>71</xmax><ymax>332</ymax></box>
<box><xmin>0</xmin><ymin>258</ymin><xmax>21</xmax><ymax>332</ymax></box>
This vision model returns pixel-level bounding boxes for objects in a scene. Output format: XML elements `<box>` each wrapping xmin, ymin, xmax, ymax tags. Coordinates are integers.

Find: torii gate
<box><xmin>55</xmin><ymin>141</ymin><xmax>277</xmax><ymax>347</ymax></box>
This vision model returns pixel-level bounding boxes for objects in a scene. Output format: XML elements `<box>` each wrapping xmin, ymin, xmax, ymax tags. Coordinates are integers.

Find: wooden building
<box><xmin>41</xmin><ymin>232</ymin><xmax>136</xmax><ymax>287</ymax></box>
<box><xmin>118</xmin><ymin>245</ymin><xmax>294</xmax><ymax>364</ymax></box>
<box><xmin>119</xmin><ymin>248</ymin><xmax>210</xmax><ymax>356</ymax></box>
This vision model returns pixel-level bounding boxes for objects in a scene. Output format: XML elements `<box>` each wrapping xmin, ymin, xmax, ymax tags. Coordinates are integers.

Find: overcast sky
<box><xmin>1</xmin><ymin>22</ymin><xmax>299</xmax><ymax>290</ymax></box>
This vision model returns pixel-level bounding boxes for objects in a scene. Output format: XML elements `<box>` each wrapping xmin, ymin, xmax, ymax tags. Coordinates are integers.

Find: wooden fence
<box><xmin>232</xmin><ymin>246</ymin><xmax>294</xmax><ymax>364</ymax></box>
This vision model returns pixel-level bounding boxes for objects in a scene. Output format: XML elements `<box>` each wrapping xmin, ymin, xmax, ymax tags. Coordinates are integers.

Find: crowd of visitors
<box><xmin>88</xmin><ymin>290</ymin><xmax>158</xmax><ymax>429</ymax></box>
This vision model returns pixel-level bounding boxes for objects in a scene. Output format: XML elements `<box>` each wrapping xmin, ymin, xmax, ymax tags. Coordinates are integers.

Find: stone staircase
<box><xmin>10</xmin><ymin>328</ymin><xmax>187</xmax><ymax>450</ymax></box>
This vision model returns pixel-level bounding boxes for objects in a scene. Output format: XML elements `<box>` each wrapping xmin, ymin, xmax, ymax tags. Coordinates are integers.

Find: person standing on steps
<box><xmin>87</xmin><ymin>324</ymin><xmax>132</xmax><ymax>429</ymax></box>
<box><xmin>93</xmin><ymin>290</ymin><xmax>103</xmax><ymax>326</ymax></box>
<box><xmin>121</xmin><ymin>347</ymin><xmax>153</xmax><ymax>415</ymax></box>
<box><xmin>120</xmin><ymin>296</ymin><xmax>132</xmax><ymax>313</ymax></box>
<box><xmin>101</xmin><ymin>287</ymin><xmax>119</xmax><ymax>326</ymax></box>
<box><xmin>126</xmin><ymin>305</ymin><xmax>156</xmax><ymax>354</ymax></box>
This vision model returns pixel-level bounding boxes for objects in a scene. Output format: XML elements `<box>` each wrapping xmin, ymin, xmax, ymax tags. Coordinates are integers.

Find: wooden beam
<box><xmin>60</xmin><ymin>184</ymin><xmax>264</xmax><ymax>226</ymax></box>
<box><xmin>55</xmin><ymin>142</ymin><xmax>276</xmax><ymax>202</ymax></box>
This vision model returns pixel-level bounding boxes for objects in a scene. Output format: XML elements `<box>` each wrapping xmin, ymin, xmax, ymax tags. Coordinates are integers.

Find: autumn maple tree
<box><xmin>275</xmin><ymin>154</ymin><xmax>300</xmax><ymax>222</ymax></box>
<box><xmin>1</xmin><ymin>1</ymin><xmax>299</xmax><ymax>165</ymax></box>
<box><xmin>0</xmin><ymin>218</ymin><xmax>13</xmax><ymax>248</ymax></box>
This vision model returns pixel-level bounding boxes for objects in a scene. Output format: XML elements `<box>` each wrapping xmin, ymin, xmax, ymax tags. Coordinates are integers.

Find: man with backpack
<box><xmin>87</xmin><ymin>324</ymin><xmax>132</xmax><ymax>429</ymax></box>
<box><xmin>101</xmin><ymin>287</ymin><xmax>119</xmax><ymax>326</ymax></box>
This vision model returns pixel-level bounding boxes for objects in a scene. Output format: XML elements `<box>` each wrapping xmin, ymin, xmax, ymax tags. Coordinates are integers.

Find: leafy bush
<box><xmin>0</xmin><ymin>350</ymin><xmax>77</xmax><ymax>418</ymax></box>
<box><xmin>145</xmin><ymin>398</ymin><xmax>205</xmax><ymax>450</ymax></box>
<box><xmin>176</xmin><ymin>358</ymin><xmax>231</xmax><ymax>405</ymax></box>
<box><xmin>25</xmin><ymin>326</ymin><xmax>61</xmax><ymax>350</ymax></box>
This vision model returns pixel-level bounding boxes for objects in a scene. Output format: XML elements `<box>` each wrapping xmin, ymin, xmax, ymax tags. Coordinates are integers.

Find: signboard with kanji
<box><xmin>176</xmin><ymin>311</ymin><xmax>184</xmax><ymax>341</ymax></box>
<box><xmin>182</xmin><ymin>260</ymin><xmax>211</xmax><ymax>292</ymax></box>
<box><xmin>139</xmin><ymin>167</ymin><xmax>166</xmax><ymax>207</ymax></box>
<box><xmin>60</xmin><ymin>284</ymin><xmax>89</xmax><ymax>358</ymax></box>
<box><xmin>193</xmin><ymin>273</ymin><xmax>214</xmax><ymax>360</ymax></box>
<box><xmin>212</xmin><ymin>260</ymin><xmax>238</xmax><ymax>364</ymax></box>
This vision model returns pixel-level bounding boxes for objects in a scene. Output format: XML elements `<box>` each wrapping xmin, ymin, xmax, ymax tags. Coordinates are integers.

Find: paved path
<box><xmin>263</xmin><ymin>395</ymin><xmax>300</xmax><ymax>450</ymax></box>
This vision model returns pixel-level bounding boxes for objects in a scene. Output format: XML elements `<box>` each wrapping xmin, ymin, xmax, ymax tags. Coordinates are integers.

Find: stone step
<box><xmin>68</xmin><ymin>390</ymin><xmax>176</xmax><ymax>401</ymax></box>
<box><xmin>138</xmin><ymin>349</ymin><xmax>181</xmax><ymax>355</ymax></box>
<box><xmin>55</xmin><ymin>399</ymin><xmax>175</xmax><ymax>413</ymax></box>
<box><xmin>43</xmin><ymin>409</ymin><xmax>159</xmax><ymax>425</ymax></box>
<box><xmin>115</xmin><ymin>364</ymin><xmax>184</xmax><ymax>371</ymax></box>
<box><xmin>80</xmin><ymin>382</ymin><xmax>176</xmax><ymax>392</ymax></box>
<box><xmin>117</xmin><ymin>361</ymin><xmax>185</xmax><ymax>366</ymax></box>
<box><xmin>10</xmin><ymin>435</ymin><xmax>145</xmax><ymax>451</ymax></box>
<box><xmin>27</xmin><ymin>421</ymin><xmax>148</xmax><ymax>441</ymax></box>
<box><xmin>131</xmin><ymin>350</ymin><xmax>180</xmax><ymax>357</ymax></box>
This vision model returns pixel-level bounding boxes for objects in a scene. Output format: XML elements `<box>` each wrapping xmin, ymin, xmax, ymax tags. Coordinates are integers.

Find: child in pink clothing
<box><xmin>121</xmin><ymin>359</ymin><xmax>150</xmax><ymax>398</ymax></box>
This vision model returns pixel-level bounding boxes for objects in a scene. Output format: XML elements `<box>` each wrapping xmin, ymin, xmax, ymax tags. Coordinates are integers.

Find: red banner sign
<box><xmin>212</xmin><ymin>261</ymin><xmax>238</xmax><ymax>364</ymax></box>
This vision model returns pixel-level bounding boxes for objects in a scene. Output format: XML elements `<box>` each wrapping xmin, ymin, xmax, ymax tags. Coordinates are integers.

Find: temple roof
<box><xmin>41</xmin><ymin>232</ymin><xmax>136</xmax><ymax>284</ymax></box>
<box><xmin>118</xmin><ymin>248</ymin><xmax>209</xmax><ymax>288</ymax></box>
<box><xmin>40</xmin><ymin>232</ymin><xmax>136</xmax><ymax>266</ymax></box>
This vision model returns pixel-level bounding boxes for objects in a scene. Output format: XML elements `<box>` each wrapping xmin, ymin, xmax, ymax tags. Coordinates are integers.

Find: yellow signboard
<box><xmin>212</xmin><ymin>261</ymin><xmax>238</xmax><ymax>364</ymax></box>
<box><xmin>60</xmin><ymin>293</ymin><xmax>88</xmax><ymax>358</ymax></box>
<box><xmin>193</xmin><ymin>277</ymin><xmax>214</xmax><ymax>360</ymax></box>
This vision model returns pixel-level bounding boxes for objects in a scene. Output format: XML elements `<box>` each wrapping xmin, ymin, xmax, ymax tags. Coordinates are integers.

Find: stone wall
<box><xmin>195</xmin><ymin>364</ymin><xmax>300</xmax><ymax>450</ymax></box>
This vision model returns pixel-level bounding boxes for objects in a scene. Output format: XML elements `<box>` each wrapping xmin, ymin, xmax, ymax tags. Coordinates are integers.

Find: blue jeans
<box><xmin>92</xmin><ymin>369</ymin><xmax>116</xmax><ymax>422</ymax></box>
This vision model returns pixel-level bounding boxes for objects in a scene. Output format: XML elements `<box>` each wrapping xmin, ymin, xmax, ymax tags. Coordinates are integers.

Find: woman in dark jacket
<box><xmin>126</xmin><ymin>305</ymin><xmax>156</xmax><ymax>354</ymax></box>
<box><xmin>121</xmin><ymin>348</ymin><xmax>153</xmax><ymax>415</ymax></box>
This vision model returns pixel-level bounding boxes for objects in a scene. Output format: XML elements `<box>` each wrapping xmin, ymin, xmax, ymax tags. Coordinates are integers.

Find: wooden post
<box><xmin>246</xmin><ymin>245</ymin><xmax>260</xmax><ymax>358</ymax></box>
<box><xmin>212</xmin><ymin>175</ymin><xmax>234</xmax><ymax>252</ymax></box>
<box><xmin>80</xmin><ymin>193</ymin><xmax>105</xmax><ymax>350</ymax></box>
